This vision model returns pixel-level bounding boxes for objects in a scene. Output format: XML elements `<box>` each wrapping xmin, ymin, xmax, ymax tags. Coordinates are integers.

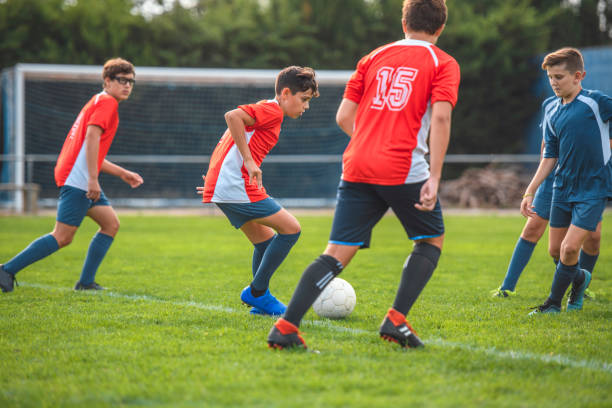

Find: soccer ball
<box><xmin>313</xmin><ymin>277</ymin><xmax>356</xmax><ymax>319</ymax></box>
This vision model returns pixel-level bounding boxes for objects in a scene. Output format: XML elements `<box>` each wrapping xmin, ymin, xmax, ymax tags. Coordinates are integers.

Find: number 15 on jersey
<box><xmin>371</xmin><ymin>67</ymin><xmax>419</xmax><ymax>111</ymax></box>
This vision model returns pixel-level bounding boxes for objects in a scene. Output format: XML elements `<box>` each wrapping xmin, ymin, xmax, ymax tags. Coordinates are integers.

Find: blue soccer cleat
<box><xmin>528</xmin><ymin>299</ymin><xmax>561</xmax><ymax>315</ymax></box>
<box><xmin>240</xmin><ymin>286</ymin><xmax>286</xmax><ymax>316</ymax></box>
<box><xmin>567</xmin><ymin>269</ymin><xmax>592</xmax><ymax>311</ymax></box>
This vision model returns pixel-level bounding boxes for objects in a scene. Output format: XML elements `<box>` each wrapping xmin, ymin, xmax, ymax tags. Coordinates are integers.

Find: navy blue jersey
<box><xmin>542</xmin><ymin>89</ymin><xmax>612</xmax><ymax>202</ymax></box>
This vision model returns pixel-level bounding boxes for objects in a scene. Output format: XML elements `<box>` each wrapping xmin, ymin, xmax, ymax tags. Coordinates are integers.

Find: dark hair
<box><xmin>275</xmin><ymin>66</ymin><xmax>319</xmax><ymax>97</ymax></box>
<box><xmin>402</xmin><ymin>0</ymin><xmax>447</xmax><ymax>35</ymax></box>
<box><xmin>102</xmin><ymin>58</ymin><xmax>135</xmax><ymax>79</ymax></box>
<box><xmin>541</xmin><ymin>47</ymin><xmax>584</xmax><ymax>73</ymax></box>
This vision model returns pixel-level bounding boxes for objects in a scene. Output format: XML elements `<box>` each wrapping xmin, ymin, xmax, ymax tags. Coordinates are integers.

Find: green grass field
<box><xmin>1</xmin><ymin>213</ymin><xmax>611</xmax><ymax>408</ymax></box>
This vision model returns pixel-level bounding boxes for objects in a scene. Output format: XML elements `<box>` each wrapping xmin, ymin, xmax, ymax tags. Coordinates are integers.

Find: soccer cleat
<box><xmin>490</xmin><ymin>287</ymin><xmax>516</xmax><ymax>298</ymax></box>
<box><xmin>379</xmin><ymin>308</ymin><xmax>424</xmax><ymax>348</ymax></box>
<box><xmin>528</xmin><ymin>299</ymin><xmax>561</xmax><ymax>315</ymax></box>
<box><xmin>240</xmin><ymin>286</ymin><xmax>286</xmax><ymax>316</ymax></box>
<box><xmin>584</xmin><ymin>288</ymin><xmax>596</xmax><ymax>300</ymax></box>
<box><xmin>74</xmin><ymin>281</ymin><xmax>105</xmax><ymax>291</ymax></box>
<box><xmin>567</xmin><ymin>270</ymin><xmax>591</xmax><ymax>311</ymax></box>
<box><xmin>0</xmin><ymin>265</ymin><xmax>17</xmax><ymax>293</ymax></box>
<box><xmin>267</xmin><ymin>318</ymin><xmax>307</xmax><ymax>350</ymax></box>
<box><xmin>249</xmin><ymin>307</ymin><xmax>267</xmax><ymax>315</ymax></box>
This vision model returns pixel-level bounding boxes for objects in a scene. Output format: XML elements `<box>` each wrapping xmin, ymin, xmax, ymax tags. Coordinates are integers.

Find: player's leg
<box><xmin>579</xmin><ymin>221</ymin><xmax>600</xmax><ymax>273</ymax></box>
<box><xmin>377</xmin><ymin>182</ymin><xmax>444</xmax><ymax>348</ymax></box>
<box><xmin>268</xmin><ymin>181</ymin><xmax>386</xmax><ymax>349</ymax></box>
<box><xmin>0</xmin><ymin>186</ymin><xmax>88</xmax><ymax>292</ymax></box>
<box><xmin>76</xmin><ymin>197</ymin><xmax>117</xmax><ymax>290</ymax></box>
<box><xmin>494</xmin><ymin>215</ymin><xmax>548</xmax><ymax>297</ymax></box>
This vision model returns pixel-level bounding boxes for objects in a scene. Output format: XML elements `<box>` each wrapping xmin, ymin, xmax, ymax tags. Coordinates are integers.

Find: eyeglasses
<box><xmin>111</xmin><ymin>76</ymin><xmax>136</xmax><ymax>86</ymax></box>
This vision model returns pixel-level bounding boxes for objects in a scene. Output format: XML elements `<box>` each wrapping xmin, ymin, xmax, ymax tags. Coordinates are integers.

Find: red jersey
<box><xmin>342</xmin><ymin>39</ymin><xmax>460</xmax><ymax>185</ymax></box>
<box><xmin>202</xmin><ymin>100</ymin><xmax>283</xmax><ymax>203</ymax></box>
<box><xmin>54</xmin><ymin>92</ymin><xmax>119</xmax><ymax>189</ymax></box>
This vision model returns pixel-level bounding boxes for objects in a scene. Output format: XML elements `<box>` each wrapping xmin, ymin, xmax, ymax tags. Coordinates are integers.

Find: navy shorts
<box><xmin>329</xmin><ymin>180</ymin><xmax>444</xmax><ymax>248</ymax></box>
<box><xmin>532</xmin><ymin>173</ymin><xmax>554</xmax><ymax>220</ymax></box>
<box><xmin>549</xmin><ymin>199</ymin><xmax>606</xmax><ymax>231</ymax></box>
<box><xmin>215</xmin><ymin>197</ymin><xmax>282</xmax><ymax>229</ymax></box>
<box><xmin>57</xmin><ymin>185</ymin><xmax>110</xmax><ymax>227</ymax></box>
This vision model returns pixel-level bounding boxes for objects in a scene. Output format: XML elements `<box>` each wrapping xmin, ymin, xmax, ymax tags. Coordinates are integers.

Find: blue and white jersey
<box><xmin>542</xmin><ymin>89</ymin><xmax>612</xmax><ymax>202</ymax></box>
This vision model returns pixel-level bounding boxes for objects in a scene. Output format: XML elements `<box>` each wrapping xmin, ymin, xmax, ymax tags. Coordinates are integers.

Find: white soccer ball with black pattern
<box><xmin>313</xmin><ymin>277</ymin><xmax>356</xmax><ymax>319</ymax></box>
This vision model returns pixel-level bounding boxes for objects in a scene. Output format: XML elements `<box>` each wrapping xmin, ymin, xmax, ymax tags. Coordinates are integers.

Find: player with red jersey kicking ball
<box><xmin>198</xmin><ymin>67</ymin><xmax>319</xmax><ymax>316</ymax></box>
<box><xmin>267</xmin><ymin>0</ymin><xmax>460</xmax><ymax>349</ymax></box>
<box><xmin>0</xmin><ymin>58</ymin><xmax>143</xmax><ymax>293</ymax></box>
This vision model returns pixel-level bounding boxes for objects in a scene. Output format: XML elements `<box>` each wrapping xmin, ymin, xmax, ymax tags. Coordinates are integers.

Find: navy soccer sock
<box><xmin>3</xmin><ymin>234</ymin><xmax>59</xmax><ymax>275</ymax></box>
<box><xmin>251</xmin><ymin>232</ymin><xmax>300</xmax><ymax>292</ymax></box>
<box><xmin>579</xmin><ymin>250</ymin><xmax>598</xmax><ymax>274</ymax></box>
<box><xmin>251</xmin><ymin>236</ymin><xmax>274</xmax><ymax>277</ymax></box>
<box><xmin>78</xmin><ymin>232</ymin><xmax>114</xmax><ymax>285</ymax></box>
<box><xmin>500</xmin><ymin>238</ymin><xmax>537</xmax><ymax>291</ymax></box>
<box><xmin>283</xmin><ymin>254</ymin><xmax>344</xmax><ymax>327</ymax></box>
<box><xmin>392</xmin><ymin>242</ymin><xmax>441</xmax><ymax>316</ymax></box>
<box><xmin>548</xmin><ymin>261</ymin><xmax>580</xmax><ymax>306</ymax></box>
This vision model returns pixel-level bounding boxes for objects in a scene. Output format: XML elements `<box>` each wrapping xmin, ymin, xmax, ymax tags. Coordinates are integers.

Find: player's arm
<box><xmin>520</xmin><ymin>157</ymin><xmax>557</xmax><ymax>218</ymax></box>
<box><xmin>85</xmin><ymin>125</ymin><xmax>103</xmax><ymax>202</ymax></box>
<box><xmin>415</xmin><ymin>101</ymin><xmax>452</xmax><ymax>212</ymax></box>
<box><xmin>224</xmin><ymin>108</ymin><xmax>261</xmax><ymax>189</ymax></box>
<box><xmin>336</xmin><ymin>98</ymin><xmax>358</xmax><ymax>137</ymax></box>
<box><xmin>100</xmin><ymin>159</ymin><xmax>143</xmax><ymax>188</ymax></box>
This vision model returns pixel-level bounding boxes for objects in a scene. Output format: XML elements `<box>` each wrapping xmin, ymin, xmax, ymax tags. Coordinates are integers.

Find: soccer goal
<box><xmin>0</xmin><ymin>64</ymin><xmax>353</xmax><ymax>212</ymax></box>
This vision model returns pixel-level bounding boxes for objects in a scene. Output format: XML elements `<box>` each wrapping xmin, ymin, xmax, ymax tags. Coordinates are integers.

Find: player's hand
<box><xmin>121</xmin><ymin>170</ymin><xmax>144</xmax><ymax>188</ymax></box>
<box><xmin>87</xmin><ymin>179</ymin><xmax>101</xmax><ymax>202</ymax></box>
<box><xmin>196</xmin><ymin>175</ymin><xmax>205</xmax><ymax>195</ymax></box>
<box><xmin>415</xmin><ymin>177</ymin><xmax>439</xmax><ymax>212</ymax></box>
<box><xmin>244</xmin><ymin>159</ymin><xmax>263</xmax><ymax>190</ymax></box>
<box><xmin>520</xmin><ymin>195</ymin><xmax>536</xmax><ymax>218</ymax></box>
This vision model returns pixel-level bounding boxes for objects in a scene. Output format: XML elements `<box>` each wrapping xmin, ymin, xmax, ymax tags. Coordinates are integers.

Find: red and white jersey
<box><xmin>342</xmin><ymin>39</ymin><xmax>460</xmax><ymax>185</ymax></box>
<box><xmin>54</xmin><ymin>92</ymin><xmax>119</xmax><ymax>190</ymax></box>
<box><xmin>202</xmin><ymin>100</ymin><xmax>283</xmax><ymax>203</ymax></box>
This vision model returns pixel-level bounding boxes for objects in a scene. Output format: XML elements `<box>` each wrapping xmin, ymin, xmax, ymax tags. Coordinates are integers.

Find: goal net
<box><xmin>1</xmin><ymin>64</ymin><xmax>352</xmax><ymax>212</ymax></box>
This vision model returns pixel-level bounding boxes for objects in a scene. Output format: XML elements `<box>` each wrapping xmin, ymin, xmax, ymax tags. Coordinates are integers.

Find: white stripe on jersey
<box><xmin>577</xmin><ymin>94</ymin><xmax>611</xmax><ymax>164</ymax></box>
<box><xmin>405</xmin><ymin>102</ymin><xmax>431</xmax><ymax>184</ymax></box>
<box><xmin>371</xmin><ymin>39</ymin><xmax>439</xmax><ymax>67</ymax></box>
<box><xmin>211</xmin><ymin>130</ymin><xmax>255</xmax><ymax>203</ymax></box>
<box><xmin>64</xmin><ymin>143</ymin><xmax>89</xmax><ymax>191</ymax></box>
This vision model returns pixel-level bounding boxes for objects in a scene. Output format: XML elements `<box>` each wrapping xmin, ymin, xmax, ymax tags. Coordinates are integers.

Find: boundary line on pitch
<box><xmin>16</xmin><ymin>281</ymin><xmax>612</xmax><ymax>375</ymax></box>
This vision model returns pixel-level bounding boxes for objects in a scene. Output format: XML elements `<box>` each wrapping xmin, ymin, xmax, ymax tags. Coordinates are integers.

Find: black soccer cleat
<box><xmin>0</xmin><ymin>265</ymin><xmax>17</xmax><ymax>293</ymax></box>
<box><xmin>379</xmin><ymin>308</ymin><xmax>424</xmax><ymax>349</ymax></box>
<box><xmin>74</xmin><ymin>281</ymin><xmax>105</xmax><ymax>291</ymax></box>
<box><xmin>267</xmin><ymin>318</ymin><xmax>307</xmax><ymax>350</ymax></box>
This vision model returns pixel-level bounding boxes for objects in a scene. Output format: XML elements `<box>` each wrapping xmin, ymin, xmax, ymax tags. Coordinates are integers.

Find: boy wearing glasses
<box><xmin>0</xmin><ymin>58</ymin><xmax>143</xmax><ymax>292</ymax></box>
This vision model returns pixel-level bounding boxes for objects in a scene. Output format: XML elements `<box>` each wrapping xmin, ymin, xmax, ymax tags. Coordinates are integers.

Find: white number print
<box><xmin>371</xmin><ymin>66</ymin><xmax>418</xmax><ymax>111</ymax></box>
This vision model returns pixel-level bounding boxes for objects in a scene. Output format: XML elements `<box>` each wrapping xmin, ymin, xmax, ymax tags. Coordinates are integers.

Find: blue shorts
<box><xmin>329</xmin><ymin>180</ymin><xmax>444</xmax><ymax>248</ymax></box>
<box><xmin>533</xmin><ymin>173</ymin><xmax>554</xmax><ymax>220</ymax></box>
<box><xmin>57</xmin><ymin>185</ymin><xmax>110</xmax><ymax>227</ymax></box>
<box><xmin>549</xmin><ymin>199</ymin><xmax>606</xmax><ymax>231</ymax></box>
<box><xmin>215</xmin><ymin>197</ymin><xmax>282</xmax><ymax>229</ymax></box>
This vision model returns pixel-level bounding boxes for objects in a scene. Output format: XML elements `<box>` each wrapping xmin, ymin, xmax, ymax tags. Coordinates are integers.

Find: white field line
<box><xmin>17</xmin><ymin>282</ymin><xmax>612</xmax><ymax>375</ymax></box>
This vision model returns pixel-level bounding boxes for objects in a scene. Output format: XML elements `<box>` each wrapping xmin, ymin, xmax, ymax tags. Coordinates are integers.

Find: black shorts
<box><xmin>329</xmin><ymin>180</ymin><xmax>444</xmax><ymax>248</ymax></box>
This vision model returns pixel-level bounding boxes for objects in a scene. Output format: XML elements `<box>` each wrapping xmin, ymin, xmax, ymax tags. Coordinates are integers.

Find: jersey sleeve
<box><xmin>343</xmin><ymin>53</ymin><xmax>371</xmax><ymax>104</ymax></box>
<box><xmin>87</xmin><ymin>97</ymin><xmax>118</xmax><ymax>131</ymax></box>
<box><xmin>238</xmin><ymin>102</ymin><xmax>282</xmax><ymax>129</ymax></box>
<box><xmin>431</xmin><ymin>58</ymin><xmax>460</xmax><ymax>108</ymax></box>
<box><xmin>542</xmin><ymin>103</ymin><xmax>559</xmax><ymax>159</ymax></box>
<box><xmin>596</xmin><ymin>91</ymin><xmax>612</xmax><ymax>123</ymax></box>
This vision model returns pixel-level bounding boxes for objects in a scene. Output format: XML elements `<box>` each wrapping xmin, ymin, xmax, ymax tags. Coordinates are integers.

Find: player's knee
<box><xmin>583</xmin><ymin>232</ymin><xmax>600</xmax><ymax>253</ymax></box>
<box><xmin>560</xmin><ymin>241</ymin><xmax>580</xmax><ymax>260</ymax></box>
<box><xmin>102</xmin><ymin>218</ymin><xmax>120</xmax><ymax>237</ymax></box>
<box><xmin>522</xmin><ymin>222</ymin><xmax>546</xmax><ymax>242</ymax></box>
<box><xmin>54</xmin><ymin>234</ymin><xmax>74</xmax><ymax>248</ymax></box>
<box><xmin>548</xmin><ymin>246</ymin><xmax>560</xmax><ymax>260</ymax></box>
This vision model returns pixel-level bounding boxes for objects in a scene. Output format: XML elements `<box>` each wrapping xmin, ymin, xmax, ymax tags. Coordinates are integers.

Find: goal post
<box><xmin>1</xmin><ymin>64</ymin><xmax>354</xmax><ymax>212</ymax></box>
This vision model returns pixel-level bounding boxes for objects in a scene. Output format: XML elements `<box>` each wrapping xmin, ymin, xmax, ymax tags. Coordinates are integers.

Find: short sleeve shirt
<box><xmin>202</xmin><ymin>99</ymin><xmax>284</xmax><ymax>203</ymax></box>
<box><xmin>54</xmin><ymin>92</ymin><xmax>119</xmax><ymax>189</ymax></box>
<box><xmin>342</xmin><ymin>39</ymin><xmax>460</xmax><ymax>185</ymax></box>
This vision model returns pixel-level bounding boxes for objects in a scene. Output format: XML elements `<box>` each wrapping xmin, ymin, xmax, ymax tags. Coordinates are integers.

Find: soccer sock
<box><xmin>252</xmin><ymin>236</ymin><xmax>274</xmax><ymax>277</ymax></box>
<box><xmin>579</xmin><ymin>250</ymin><xmax>598</xmax><ymax>274</ymax></box>
<box><xmin>251</xmin><ymin>232</ymin><xmax>300</xmax><ymax>292</ymax></box>
<box><xmin>78</xmin><ymin>232</ymin><xmax>114</xmax><ymax>285</ymax></box>
<box><xmin>283</xmin><ymin>254</ymin><xmax>343</xmax><ymax>327</ymax></box>
<box><xmin>500</xmin><ymin>238</ymin><xmax>537</xmax><ymax>291</ymax></box>
<box><xmin>548</xmin><ymin>261</ymin><xmax>579</xmax><ymax>306</ymax></box>
<box><xmin>3</xmin><ymin>234</ymin><xmax>59</xmax><ymax>275</ymax></box>
<box><xmin>392</xmin><ymin>242</ymin><xmax>441</xmax><ymax>316</ymax></box>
